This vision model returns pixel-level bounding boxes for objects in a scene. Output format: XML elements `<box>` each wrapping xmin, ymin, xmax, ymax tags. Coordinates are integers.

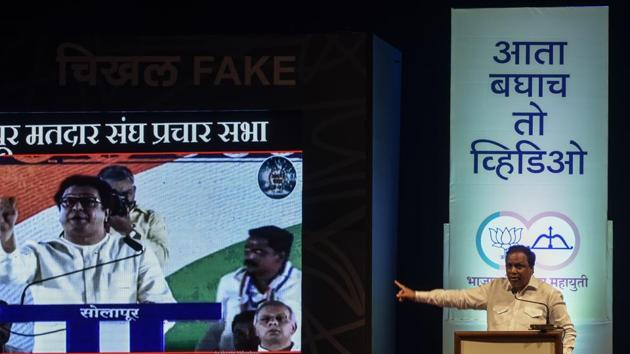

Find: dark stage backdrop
<box><xmin>0</xmin><ymin>1</ymin><xmax>626</xmax><ymax>353</ymax></box>
<box><xmin>0</xmin><ymin>34</ymin><xmax>378</xmax><ymax>353</ymax></box>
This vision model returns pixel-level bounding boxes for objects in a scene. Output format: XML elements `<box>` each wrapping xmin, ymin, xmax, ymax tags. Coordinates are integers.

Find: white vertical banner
<box><xmin>449</xmin><ymin>7</ymin><xmax>609</xmax><ymax>354</ymax></box>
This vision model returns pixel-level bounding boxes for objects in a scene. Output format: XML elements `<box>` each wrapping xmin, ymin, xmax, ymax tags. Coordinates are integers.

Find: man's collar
<box><xmin>527</xmin><ymin>275</ymin><xmax>542</xmax><ymax>289</ymax></box>
<box><xmin>129</xmin><ymin>204</ymin><xmax>146</xmax><ymax>215</ymax></box>
<box><xmin>57</xmin><ymin>232</ymin><xmax>110</xmax><ymax>249</ymax></box>
<box><xmin>258</xmin><ymin>342</ymin><xmax>294</xmax><ymax>352</ymax></box>
<box><xmin>506</xmin><ymin>275</ymin><xmax>540</xmax><ymax>293</ymax></box>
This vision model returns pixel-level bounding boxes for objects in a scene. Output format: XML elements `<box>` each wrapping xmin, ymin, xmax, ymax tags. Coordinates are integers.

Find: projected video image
<box><xmin>0</xmin><ymin>151</ymin><xmax>302</xmax><ymax>353</ymax></box>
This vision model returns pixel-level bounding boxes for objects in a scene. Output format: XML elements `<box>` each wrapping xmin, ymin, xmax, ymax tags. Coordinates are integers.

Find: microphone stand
<box><xmin>11</xmin><ymin>236</ymin><xmax>145</xmax><ymax>338</ymax></box>
<box><xmin>511</xmin><ymin>289</ymin><xmax>557</xmax><ymax>332</ymax></box>
<box><xmin>20</xmin><ymin>237</ymin><xmax>144</xmax><ymax>304</ymax></box>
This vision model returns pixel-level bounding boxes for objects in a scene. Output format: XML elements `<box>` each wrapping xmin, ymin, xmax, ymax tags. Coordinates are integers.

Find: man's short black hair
<box><xmin>248</xmin><ymin>226</ymin><xmax>293</xmax><ymax>257</ymax></box>
<box><xmin>97</xmin><ymin>165</ymin><xmax>135</xmax><ymax>183</ymax></box>
<box><xmin>54</xmin><ymin>175</ymin><xmax>115</xmax><ymax>210</ymax></box>
<box><xmin>506</xmin><ymin>245</ymin><xmax>536</xmax><ymax>267</ymax></box>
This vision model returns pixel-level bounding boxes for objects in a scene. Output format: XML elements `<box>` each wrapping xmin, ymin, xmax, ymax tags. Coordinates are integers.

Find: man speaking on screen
<box><xmin>0</xmin><ymin>175</ymin><xmax>174</xmax><ymax>352</ymax></box>
<box><xmin>395</xmin><ymin>245</ymin><xmax>576</xmax><ymax>354</ymax></box>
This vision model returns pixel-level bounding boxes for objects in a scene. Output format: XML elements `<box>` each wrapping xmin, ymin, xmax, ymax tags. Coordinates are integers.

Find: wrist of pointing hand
<box><xmin>1</xmin><ymin>232</ymin><xmax>16</xmax><ymax>253</ymax></box>
<box><xmin>1</xmin><ymin>231</ymin><xmax>14</xmax><ymax>242</ymax></box>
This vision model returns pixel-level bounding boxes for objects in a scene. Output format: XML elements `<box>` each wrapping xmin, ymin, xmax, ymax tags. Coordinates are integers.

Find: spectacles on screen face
<box><xmin>257</xmin><ymin>314</ymin><xmax>290</xmax><ymax>325</ymax></box>
<box><xmin>60</xmin><ymin>197</ymin><xmax>102</xmax><ymax>209</ymax></box>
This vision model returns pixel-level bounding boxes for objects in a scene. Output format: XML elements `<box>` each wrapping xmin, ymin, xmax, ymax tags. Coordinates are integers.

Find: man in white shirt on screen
<box><xmin>0</xmin><ymin>176</ymin><xmax>174</xmax><ymax>352</ymax></box>
<box><xmin>395</xmin><ymin>245</ymin><xmax>576</xmax><ymax>354</ymax></box>
<box><xmin>196</xmin><ymin>226</ymin><xmax>301</xmax><ymax>351</ymax></box>
<box><xmin>254</xmin><ymin>300</ymin><xmax>298</xmax><ymax>352</ymax></box>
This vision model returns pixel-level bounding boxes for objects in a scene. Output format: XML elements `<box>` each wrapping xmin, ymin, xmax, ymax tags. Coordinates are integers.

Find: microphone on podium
<box><xmin>20</xmin><ymin>236</ymin><xmax>145</xmax><ymax>305</ymax></box>
<box><xmin>7</xmin><ymin>236</ymin><xmax>145</xmax><ymax>338</ymax></box>
<box><xmin>510</xmin><ymin>288</ymin><xmax>557</xmax><ymax>331</ymax></box>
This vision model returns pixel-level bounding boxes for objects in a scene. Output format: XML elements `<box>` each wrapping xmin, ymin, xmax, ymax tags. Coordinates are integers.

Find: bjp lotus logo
<box><xmin>488</xmin><ymin>227</ymin><xmax>523</xmax><ymax>253</ymax></box>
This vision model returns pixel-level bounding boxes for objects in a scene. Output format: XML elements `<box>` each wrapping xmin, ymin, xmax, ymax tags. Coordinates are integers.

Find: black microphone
<box><xmin>511</xmin><ymin>288</ymin><xmax>557</xmax><ymax>331</ymax></box>
<box><xmin>122</xmin><ymin>235</ymin><xmax>143</xmax><ymax>252</ymax></box>
<box><xmin>19</xmin><ymin>237</ymin><xmax>145</xmax><ymax>305</ymax></box>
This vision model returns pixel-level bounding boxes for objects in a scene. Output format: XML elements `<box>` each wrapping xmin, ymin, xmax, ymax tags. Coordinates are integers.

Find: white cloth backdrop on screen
<box><xmin>449</xmin><ymin>7</ymin><xmax>609</xmax><ymax>354</ymax></box>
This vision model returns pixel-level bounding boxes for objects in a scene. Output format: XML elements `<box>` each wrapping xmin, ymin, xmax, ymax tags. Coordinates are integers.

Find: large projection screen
<box><xmin>0</xmin><ymin>111</ymin><xmax>302</xmax><ymax>353</ymax></box>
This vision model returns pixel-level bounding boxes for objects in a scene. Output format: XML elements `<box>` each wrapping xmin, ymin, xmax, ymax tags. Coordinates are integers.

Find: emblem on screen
<box><xmin>258</xmin><ymin>156</ymin><xmax>297</xmax><ymax>199</ymax></box>
<box><xmin>531</xmin><ymin>226</ymin><xmax>574</xmax><ymax>250</ymax></box>
<box><xmin>489</xmin><ymin>227</ymin><xmax>522</xmax><ymax>251</ymax></box>
<box><xmin>476</xmin><ymin>211</ymin><xmax>579</xmax><ymax>270</ymax></box>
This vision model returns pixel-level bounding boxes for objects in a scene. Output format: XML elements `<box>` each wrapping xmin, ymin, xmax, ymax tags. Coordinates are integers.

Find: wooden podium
<box><xmin>454</xmin><ymin>331</ymin><xmax>562</xmax><ymax>354</ymax></box>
